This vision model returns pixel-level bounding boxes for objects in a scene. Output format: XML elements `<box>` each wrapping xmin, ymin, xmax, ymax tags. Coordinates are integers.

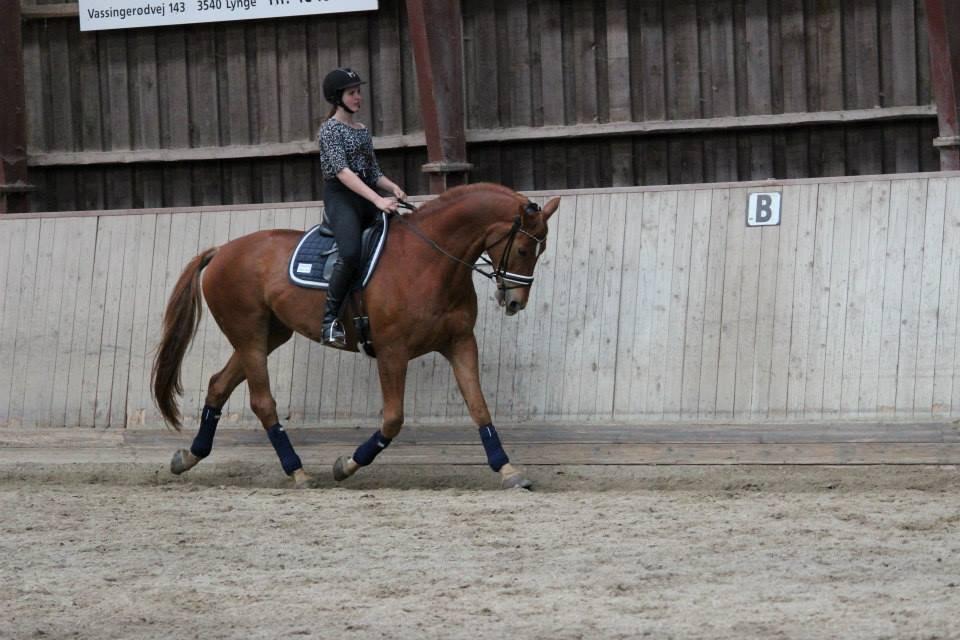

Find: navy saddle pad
<box><xmin>287</xmin><ymin>212</ymin><xmax>389</xmax><ymax>290</ymax></box>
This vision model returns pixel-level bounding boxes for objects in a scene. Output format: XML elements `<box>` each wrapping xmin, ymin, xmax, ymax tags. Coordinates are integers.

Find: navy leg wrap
<box><xmin>479</xmin><ymin>424</ymin><xmax>509</xmax><ymax>472</ymax></box>
<box><xmin>266</xmin><ymin>424</ymin><xmax>303</xmax><ymax>475</ymax></box>
<box><xmin>190</xmin><ymin>405</ymin><xmax>221</xmax><ymax>459</ymax></box>
<box><xmin>352</xmin><ymin>430</ymin><xmax>393</xmax><ymax>467</ymax></box>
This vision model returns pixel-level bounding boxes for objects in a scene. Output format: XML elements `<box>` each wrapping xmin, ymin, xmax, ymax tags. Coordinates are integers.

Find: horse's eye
<box><xmin>518</xmin><ymin>249</ymin><xmax>529</xmax><ymax>257</ymax></box>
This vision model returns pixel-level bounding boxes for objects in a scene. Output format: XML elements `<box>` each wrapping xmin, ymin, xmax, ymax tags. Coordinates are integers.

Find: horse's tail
<box><xmin>152</xmin><ymin>247</ymin><xmax>219</xmax><ymax>431</ymax></box>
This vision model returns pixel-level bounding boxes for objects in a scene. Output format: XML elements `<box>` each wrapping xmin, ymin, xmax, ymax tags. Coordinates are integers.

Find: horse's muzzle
<box><xmin>497</xmin><ymin>288</ymin><xmax>527</xmax><ymax>316</ymax></box>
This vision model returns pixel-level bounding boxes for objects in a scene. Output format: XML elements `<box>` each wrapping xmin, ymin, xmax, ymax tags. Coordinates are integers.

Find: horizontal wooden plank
<box><xmin>27</xmin><ymin>106</ymin><xmax>937</xmax><ymax>167</ymax></box>
<box><xmin>5</xmin><ymin>424</ymin><xmax>957</xmax><ymax>467</ymax></box>
<box><xmin>0</xmin><ymin>422</ymin><xmax>951</xmax><ymax>447</ymax></box>
<box><xmin>5</xmin><ymin>170</ymin><xmax>960</xmax><ymax>220</ymax></box>
<box><xmin>2</xmin><ymin>440</ymin><xmax>959</xmax><ymax>466</ymax></box>
<box><xmin>20</xmin><ymin>3</ymin><xmax>78</xmax><ymax>20</ymax></box>
<box><xmin>117</xmin><ymin>423</ymin><xmax>955</xmax><ymax>446</ymax></box>
<box><xmin>28</xmin><ymin>136</ymin><xmax>426</xmax><ymax>166</ymax></box>
<box><xmin>468</xmin><ymin>107</ymin><xmax>937</xmax><ymax>143</ymax></box>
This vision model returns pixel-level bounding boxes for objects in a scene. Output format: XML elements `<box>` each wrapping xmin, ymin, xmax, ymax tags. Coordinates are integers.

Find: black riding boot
<box><xmin>322</xmin><ymin>260</ymin><xmax>356</xmax><ymax>348</ymax></box>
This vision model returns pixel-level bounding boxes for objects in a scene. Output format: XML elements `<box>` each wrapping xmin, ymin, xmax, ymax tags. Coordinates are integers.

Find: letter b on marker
<box><xmin>756</xmin><ymin>195</ymin><xmax>773</xmax><ymax>222</ymax></box>
<box><xmin>747</xmin><ymin>192</ymin><xmax>781</xmax><ymax>227</ymax></box>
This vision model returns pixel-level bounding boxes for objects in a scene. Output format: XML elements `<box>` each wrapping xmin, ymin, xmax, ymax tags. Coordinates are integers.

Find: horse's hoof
<box><xmin>292</xmin><ymin>468</ymin><xmax>311</xmax><ymax>489</ymax></box>
<box><xmin>502</xmin><ymin>474</ymin><xmax>533</xmax><ymax>490</ymax></box>
<box><xmin>332</xmin><ymin>456</ymin><xmax>355</xmax><ymax>482</ymax></box>
<box><xmin>170</xmin><ymin>449</ymin><xmax>199</xmax><ymax>475</ymax></box>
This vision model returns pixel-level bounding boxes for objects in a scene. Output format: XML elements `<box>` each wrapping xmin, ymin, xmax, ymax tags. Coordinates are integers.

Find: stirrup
<box><xmin>323</xmin><ymin>318</ymin><xmax>347</xmax><ymax>348</ymax></box>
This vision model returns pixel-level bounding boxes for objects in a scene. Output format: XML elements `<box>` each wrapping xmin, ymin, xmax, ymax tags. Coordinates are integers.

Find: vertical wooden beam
<box><xmin>0</xmin><ymin>0</ymin><xmax>32</xmax><ymax>212</ymax></box>
<box><xmin>925</xmin><ymin>0</ymin><xmax>960</xmax><ymax>169</ymax></box>
<box><xmin>405</xmin><ymin>0</ymin><xmax>472</xmax><ymax>193</ymax></box>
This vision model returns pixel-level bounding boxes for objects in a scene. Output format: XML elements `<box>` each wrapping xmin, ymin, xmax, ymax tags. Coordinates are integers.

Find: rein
<box><xmin>392</xmin><ymin>201</ymin><xmax>544</xmax><ymax>291</ymax></box>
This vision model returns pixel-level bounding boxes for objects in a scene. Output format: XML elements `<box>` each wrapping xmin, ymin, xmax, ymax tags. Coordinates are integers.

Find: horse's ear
<box><xmin>542</xmin><ymin>197</ymin><xmax>561</xmax><ymax>220</ymax></box>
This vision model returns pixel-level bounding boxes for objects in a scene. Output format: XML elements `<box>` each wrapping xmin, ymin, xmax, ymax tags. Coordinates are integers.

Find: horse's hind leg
<box><xmin>444</xmin><ymin>335</ymin><xmax>532</xmax><ymax>490</ymax></box>
<box><xmin>333</xmin><ymin>351</ymin><xmax>408</xmax><ymax>481</ymax></box>
<box><xmin>170</xmin><ymin>325</ymin><xmax>301</xmax><ymax>483</ymax></box>
<box><xmin>170</xmin><ymin>352</ymin><xmax>247</xmax><ymax>475</ymax></box>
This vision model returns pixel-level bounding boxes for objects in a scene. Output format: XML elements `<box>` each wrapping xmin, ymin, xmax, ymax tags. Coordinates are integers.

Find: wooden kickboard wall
<box><xmin>1</xmin><ymin>172</ymin><xmax>959</xmax><ymax>428</ymax></box>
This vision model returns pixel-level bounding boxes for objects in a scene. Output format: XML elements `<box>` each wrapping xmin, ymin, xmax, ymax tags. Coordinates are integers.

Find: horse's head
<box><xmin>488</xmin><ymin>196</ymin><xmax>561</xmax><ymax>315</ymax></box>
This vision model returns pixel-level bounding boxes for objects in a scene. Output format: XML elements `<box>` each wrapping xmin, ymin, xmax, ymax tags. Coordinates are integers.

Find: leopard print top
<box><xmin>317</xmin><ymin>118</ymin><xmax>384</xmax><ymax>187</ymax></box>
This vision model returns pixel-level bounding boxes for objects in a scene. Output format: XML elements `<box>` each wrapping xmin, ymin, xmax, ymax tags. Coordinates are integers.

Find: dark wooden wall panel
<box><xmin>456</xmin><ymin>122</ymin><xmax>942</xmax><ymax>192</ymax></box>
<box><xmin>30</xmin><ymin>150</ymin><xmax>431</xmax><ymax>211</ymax></box>
<box><xmin>20</xmin><ymin>0</ymin><xmax>942</xmax><ymax>212</ymax></box>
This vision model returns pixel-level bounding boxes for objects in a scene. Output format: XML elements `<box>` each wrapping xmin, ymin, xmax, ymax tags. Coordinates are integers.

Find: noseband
<box><xmin>393</xmin><ymin>200</ymin><xmax>546</xmax><ymax>292</ymax></box>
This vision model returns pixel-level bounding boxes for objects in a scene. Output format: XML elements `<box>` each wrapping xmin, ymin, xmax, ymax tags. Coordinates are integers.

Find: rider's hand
<box><xmin>376</xmin><ymin>196</ymin><xmax>398</xmax><ymax>212</ymax></box>
<box><xmin>391</xmin><ymin>186</ymin><xmax>407</xmax><ymax>201</ymax></box>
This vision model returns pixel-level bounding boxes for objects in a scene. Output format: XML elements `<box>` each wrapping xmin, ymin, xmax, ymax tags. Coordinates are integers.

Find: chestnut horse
<box><xmin>151</xmin><ymin>183</ymin><xmax>560</xmax><ymax>489</ymax></box>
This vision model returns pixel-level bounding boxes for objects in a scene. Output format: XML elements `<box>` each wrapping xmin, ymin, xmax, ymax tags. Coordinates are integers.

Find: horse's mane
<box><xmin>412</xmin><ymin>182</ymin><xmax>523</xmax><ymax>218</ymax></box>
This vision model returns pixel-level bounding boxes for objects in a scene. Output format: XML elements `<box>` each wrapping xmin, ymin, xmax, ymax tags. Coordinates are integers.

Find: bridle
<box><xmin>393</xmin><ymin>200</ymin><xmax>546</xmax><ymax>292</ymax></box>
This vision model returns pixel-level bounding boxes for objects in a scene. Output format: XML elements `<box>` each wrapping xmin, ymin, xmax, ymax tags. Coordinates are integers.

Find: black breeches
<box><xmin>322</xmin><ymin>179</ymin><xmax>379</xmax><ymax>272</ymax></box>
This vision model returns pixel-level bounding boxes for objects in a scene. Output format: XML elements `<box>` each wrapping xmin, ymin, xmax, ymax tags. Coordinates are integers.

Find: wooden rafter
<box><xmin>405</xmin><ymin>0</ymin><xmax>470</xmax><ymax>193</ymax></box>
<box><xmin>1</xmin><ymin>0</ymin><xmax>31</xmax><ymax>212</ymax></box>
<box><xmin>925</xmin><ymin>0</ymin><xmax>960</xmax><ymax>169</ymax></box>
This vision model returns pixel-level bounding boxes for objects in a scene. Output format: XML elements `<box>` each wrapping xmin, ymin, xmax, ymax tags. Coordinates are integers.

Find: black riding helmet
<box><xmin>323</xmin><ymin>68</ymin><xmax>366</xmax><ymax>113</ymax></box>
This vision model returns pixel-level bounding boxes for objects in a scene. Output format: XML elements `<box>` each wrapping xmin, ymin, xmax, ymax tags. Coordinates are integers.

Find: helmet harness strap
<box><xmin>337</xmin><ymin>91</ymin><xmax>358</xmax><ymax>115</ymax></box>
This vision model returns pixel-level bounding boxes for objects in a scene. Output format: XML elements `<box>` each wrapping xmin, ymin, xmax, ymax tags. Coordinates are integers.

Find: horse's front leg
<box><xmin>333</xmin><ymin>352</ymin><xmax>408</xmax><ymax>481</ymax></box>
<box><xmin>445</xmin><ymin>335</ymin><xmax>532</xmax><ymax>490</ymax></box>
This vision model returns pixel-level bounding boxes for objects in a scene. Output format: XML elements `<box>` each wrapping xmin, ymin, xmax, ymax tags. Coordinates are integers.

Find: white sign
<box><xmin>747</xmin><ymin>192</ymin><xmax>781</xmax><ymax>227</ymax></box>
<box><xmin>79</xmin><ymin>0</ymin><xmax>378</xmax><ymax>31</ymax></box>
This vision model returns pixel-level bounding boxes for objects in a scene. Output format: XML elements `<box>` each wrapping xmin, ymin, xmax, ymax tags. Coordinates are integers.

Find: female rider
<box><xmin>317</xmin><ymin>67</ymin><xmax>406</xmax><ymax>348</ymax></box>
